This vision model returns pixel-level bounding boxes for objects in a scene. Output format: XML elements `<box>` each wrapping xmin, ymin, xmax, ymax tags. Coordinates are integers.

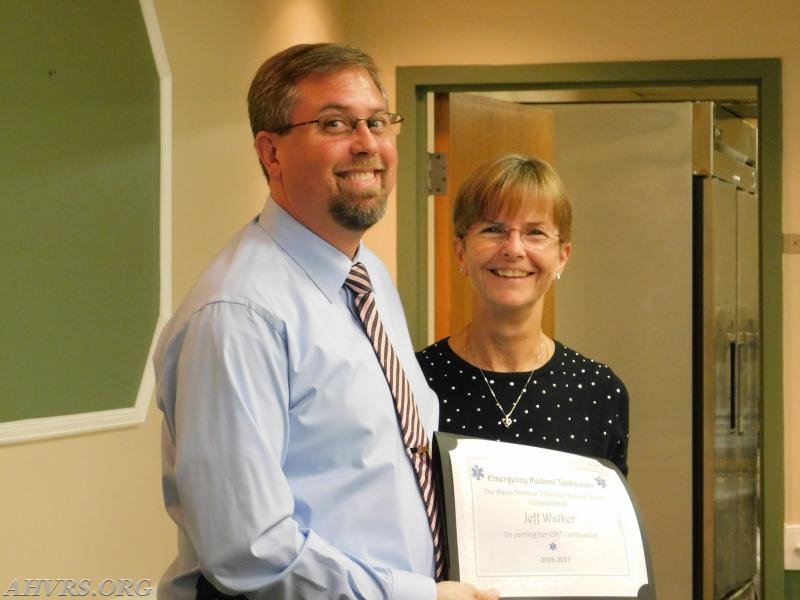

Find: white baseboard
<box><xmin>786</xmin><ymin>524</ymin><xmax>800</xmax><ymax>570</ymax></box>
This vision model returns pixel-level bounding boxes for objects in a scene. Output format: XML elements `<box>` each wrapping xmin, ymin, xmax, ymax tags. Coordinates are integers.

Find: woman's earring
<box><xmin>555</xmin><ymin>272</ymin><xmax>561</xmax><ymax>281</ymax></box>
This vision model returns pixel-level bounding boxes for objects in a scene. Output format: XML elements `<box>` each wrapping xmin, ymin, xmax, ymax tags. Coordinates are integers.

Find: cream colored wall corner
<box><xmin>0</xmin><ymin>406</ymin><xmax>173</xmax><ymax>583</ymax></box>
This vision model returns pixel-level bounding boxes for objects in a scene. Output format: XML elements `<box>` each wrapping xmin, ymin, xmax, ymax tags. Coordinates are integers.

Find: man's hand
<box><xmin>436</xmin><ymin>581</ymin><xmax>500</xmax><ymax>600</ymax></box>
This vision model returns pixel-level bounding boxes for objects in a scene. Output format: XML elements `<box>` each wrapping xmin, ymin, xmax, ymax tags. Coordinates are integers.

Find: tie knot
<box><xmin>345</xmin><ymin>262</ymin><xmax>372</xmax><ymax>295</ymax></box>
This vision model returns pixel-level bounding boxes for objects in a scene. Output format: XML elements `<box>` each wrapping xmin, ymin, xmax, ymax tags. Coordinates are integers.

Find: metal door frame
<box><xmin>396</xmin><ymin>58</ymin><xmax>783</xmax><ymax>599</ymax></box>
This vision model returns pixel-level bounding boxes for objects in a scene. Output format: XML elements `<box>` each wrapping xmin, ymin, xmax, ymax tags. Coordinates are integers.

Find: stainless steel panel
<box><xmin>692</xmin><ymin>102</ymin><xmax>757</xmax><ymax>193</ymax></box>
<box><xmin>706</xmin><ymin>177</ymin><xmax>739</xmax><ymax>598</ymax></box>
<box><xmin>693</xmin><ymin>102</ymin><xmax>715</xmax><ymax>177</ymax></box>
<box><xmin>712</xmin><ymin>150</ymin><xmax>757</xmax><ymax>193</ymax></box>
<box><xmin>734</xmin><ymin>188</ymin><xmax>760</xmax><ymax>586</ymax></box>
<box><xmin>706</xmin><ymin>177</ymin><xmax>760</xmax><ymax>598</ymax></box>
<box><xmin>716</xmin><ymin>112</ymin><xmax>758</xmax><ymax>166</ymax></box>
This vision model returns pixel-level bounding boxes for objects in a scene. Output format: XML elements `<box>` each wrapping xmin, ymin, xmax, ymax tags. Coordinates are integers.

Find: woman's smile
<box><xmin>489</xmin><ymin>268</ymin><xmax>532</xmax><ymax>278</ymax></box>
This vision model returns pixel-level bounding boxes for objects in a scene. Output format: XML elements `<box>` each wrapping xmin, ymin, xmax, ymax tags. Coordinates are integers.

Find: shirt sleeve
<box><xmin>608</xmin><ymin>375</ymin><xmax>630</xmax><ymax>477</ymax></box>
<box><xmin>170</xmin><ymin>301</ymin><xmax>435</xmax><ymax>600</ymax></box>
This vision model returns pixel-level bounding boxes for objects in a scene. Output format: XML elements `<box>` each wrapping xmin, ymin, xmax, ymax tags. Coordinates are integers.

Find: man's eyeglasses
<box><xmin>467</xmin><ymin>221</ymin><xmax>562</xmax><ymax>250</ymax></box>
<box><xmin>274</xmin><ymin>111</ymin><xmax>404</xmax><ymax>137</ymax></box>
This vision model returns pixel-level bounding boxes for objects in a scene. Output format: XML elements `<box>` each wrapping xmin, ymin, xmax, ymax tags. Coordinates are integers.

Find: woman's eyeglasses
<box><xmin>467</xmin><ymin>221</ymin><xmax>561</xmax><ymax>250</ymax></box>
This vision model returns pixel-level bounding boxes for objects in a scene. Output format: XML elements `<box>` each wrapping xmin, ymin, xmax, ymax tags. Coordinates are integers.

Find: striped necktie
<box><xmin>345</xmin><ymin>262</ymin><xmax>445</xmax><ymax>581</ymax></box>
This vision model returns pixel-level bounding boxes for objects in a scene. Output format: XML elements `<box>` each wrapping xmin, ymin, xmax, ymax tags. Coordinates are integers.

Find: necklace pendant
<box><xmin>502</xmin><ymin>416</ymin><xmax>512</xmax><ymax>428</ymax></box>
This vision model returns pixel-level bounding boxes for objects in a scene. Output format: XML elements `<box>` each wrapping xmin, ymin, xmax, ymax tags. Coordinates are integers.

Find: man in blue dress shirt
<box><xmin>154</xmin><ymin>43</ymin><xmax>499</xmax><ymax>600</ymax></box>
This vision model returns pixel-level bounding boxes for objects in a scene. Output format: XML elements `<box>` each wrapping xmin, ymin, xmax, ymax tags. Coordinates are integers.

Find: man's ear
<box><xmin>254</xmin><ymin>131</ymin><xmax>281</xmax><ymax>180</ymax></box>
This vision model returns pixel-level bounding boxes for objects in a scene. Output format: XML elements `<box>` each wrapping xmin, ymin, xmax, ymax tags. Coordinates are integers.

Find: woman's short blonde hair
<box><xmin>453</xmin><ymin>154</ymin><xmax>573</xmax><ymax>243</ymax></box>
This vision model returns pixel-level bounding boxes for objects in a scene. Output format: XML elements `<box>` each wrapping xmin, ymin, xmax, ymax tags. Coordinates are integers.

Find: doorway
<box><xmin>431</xmin><ymin>92</ymin><xmax>557</xmax><ymax>341</ymax></box>
<box><xmin>395</xmin><ymin>58</ymin><xmax>782</xmax><ymax>600</ymax></box>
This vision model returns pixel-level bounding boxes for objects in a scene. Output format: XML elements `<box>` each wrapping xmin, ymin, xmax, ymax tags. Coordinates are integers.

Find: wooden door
<box><xmin>433</xmin><ymin>92</ymin><xmax>556</xmax><ymax>340</ymax></box>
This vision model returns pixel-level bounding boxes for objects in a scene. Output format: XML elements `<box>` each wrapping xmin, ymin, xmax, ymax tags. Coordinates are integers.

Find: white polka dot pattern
<box><xmin>416</xmin><ymin>339</ymin><xmax>630</xmax><ymax>475</ymax></box>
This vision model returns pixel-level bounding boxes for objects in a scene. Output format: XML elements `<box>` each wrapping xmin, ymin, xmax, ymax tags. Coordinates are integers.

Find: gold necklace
<box><xmin>464</xmin><ymin>324</ymin><xmax>546</xmax><ymax>429</ymax></box>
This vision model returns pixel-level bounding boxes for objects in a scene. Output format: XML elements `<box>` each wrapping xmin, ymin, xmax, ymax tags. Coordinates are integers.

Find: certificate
<box><xmin>433</xmin><ymin>433</ymin><xmax>655</xmax><ymax>599</ymax></box>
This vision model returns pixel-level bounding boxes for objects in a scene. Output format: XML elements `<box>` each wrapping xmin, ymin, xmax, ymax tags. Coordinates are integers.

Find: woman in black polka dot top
<box><xmin>416</xmin><ymin>154</ymin><xmax>629</xmax><ymax>475</ymax></box>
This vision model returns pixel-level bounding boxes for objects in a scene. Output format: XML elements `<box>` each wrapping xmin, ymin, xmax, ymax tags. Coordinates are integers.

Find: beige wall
<box><xmin>0</xmin><ymin>408</ymin><xmax>171</xmax><ymax>583</ymax></box>
<box><xmin>157</xmin><ymin>0</ymin><xmax>348</xmax><ymax>302</ymax></box>
<box><xmin>1</xmin><ymin>0</ymin><xmax>797</xmax><ymax>591</ymax></box>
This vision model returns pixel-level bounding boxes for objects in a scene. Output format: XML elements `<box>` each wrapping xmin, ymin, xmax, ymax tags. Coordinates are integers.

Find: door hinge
<box><xmin>428</xmin><ymin>152</ymin><xmax>447</xmax><ymax>195</ymax></box>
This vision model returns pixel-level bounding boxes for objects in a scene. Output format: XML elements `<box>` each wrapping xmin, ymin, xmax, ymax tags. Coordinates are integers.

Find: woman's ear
<box><xmin>454</xmin><ymin>236</ymin><xmax>467</xmax><ymax>274</ymax></box>
<box><xmin>557</xmin><ymin>241</ymin><xmax>573</xmax><ymax>276</ymax></box>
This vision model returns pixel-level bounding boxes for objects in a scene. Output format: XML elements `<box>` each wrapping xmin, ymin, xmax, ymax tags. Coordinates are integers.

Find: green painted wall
<box><xmin>0</xmin><ymin>1</ymin><xmax>160</xmax><ymax>421</ymax></box>
<box><xmin>787</xmin><ymin>570</ymin><xmax>800</xmax><ymax>599</ymax></box>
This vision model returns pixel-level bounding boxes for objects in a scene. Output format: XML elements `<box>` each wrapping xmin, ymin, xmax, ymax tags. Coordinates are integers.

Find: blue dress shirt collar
<box><xmin>258</xmin><ymin>196</ymin><xmax>363</xmax><ymax>304</ymax></box>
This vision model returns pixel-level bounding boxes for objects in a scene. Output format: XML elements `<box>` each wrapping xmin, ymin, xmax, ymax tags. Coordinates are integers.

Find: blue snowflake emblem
<box><xmin>549</xmin><ymin>543</ymin><xmax>558</xmax><ymax>551</ymax></box>
<box><xmin>471</xmin><ymin>465</ymin><xmax>485</xmax><ymax>480</ymax></box>
<box><xmin>595</xmin><ymin>475</ymin><xmax>607</xmax><ymax>488</ymax></box>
